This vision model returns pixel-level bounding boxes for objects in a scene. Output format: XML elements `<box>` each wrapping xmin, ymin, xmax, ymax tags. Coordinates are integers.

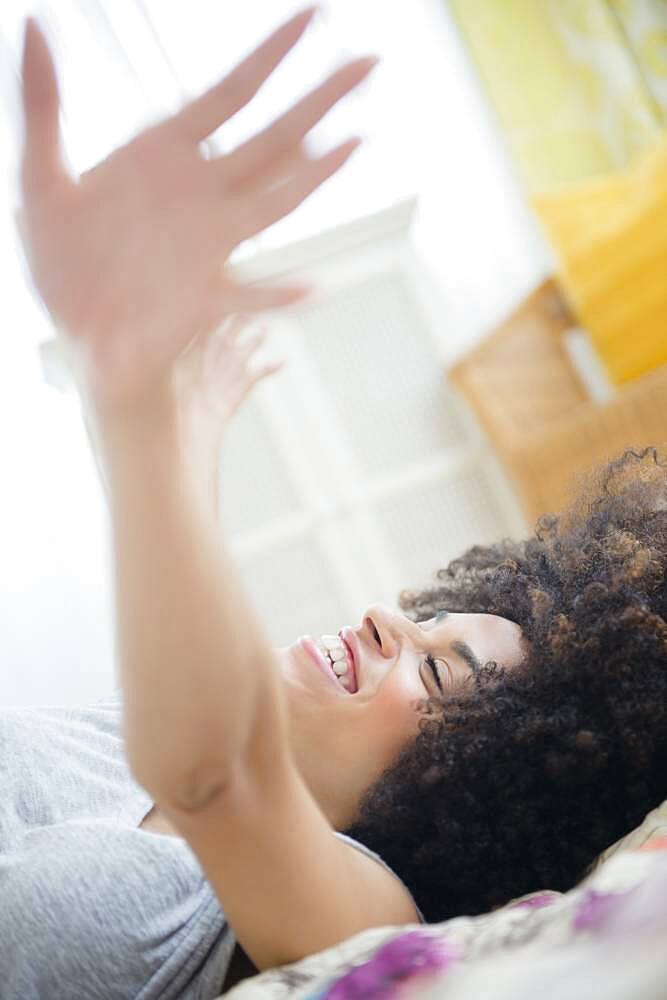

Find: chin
<box><xmin>274</xmin><ymin>644</ymin><xmax>308</xmax><ymax>687</ymax></box>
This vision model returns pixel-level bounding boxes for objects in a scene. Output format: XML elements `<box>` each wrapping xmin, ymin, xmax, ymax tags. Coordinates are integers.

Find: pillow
<box><xmin>589</xmin><ymin>799</ymin><xmax>667</xmax><ymax>872</ymax></box>
<box><xmin>532</xmin><ymin>133</ymin><xmax>667</xmax><ymax>387</ymax></box>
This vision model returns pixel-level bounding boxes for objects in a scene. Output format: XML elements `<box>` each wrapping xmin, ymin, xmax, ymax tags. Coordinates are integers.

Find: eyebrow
<box><xmin>450</xmin><ymin>639</ymin><xmax>481</xmax><ymax>676</ymax></box>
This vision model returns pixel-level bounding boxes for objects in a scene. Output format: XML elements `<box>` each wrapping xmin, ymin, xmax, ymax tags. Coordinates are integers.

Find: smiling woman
<box><xmin>6</xmin><ymin>6</ymin><xmax>667</xmax><ymax>1000</ymax></box>
<box><xmin>141</xmin><ymin>608</ymin><xmax>523</xmax><ymax>842</ymax></box>
<box><xmin>274</xmin><ymin>607</ymin><xmax>525</xmax><ymax>833</ymax></box>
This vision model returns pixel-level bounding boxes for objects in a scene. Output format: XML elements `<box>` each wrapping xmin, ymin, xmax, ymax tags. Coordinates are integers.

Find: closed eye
<box><xmin>424</xmin><ymin>653</ymin><xmax>443</xmax><ymax>693</ymax></box>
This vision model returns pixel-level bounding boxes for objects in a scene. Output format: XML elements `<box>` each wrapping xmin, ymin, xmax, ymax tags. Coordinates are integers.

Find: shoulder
<box><xmin>334</xmin><ymin>831</ymin><xmax>425</xmax><ymax>924</ymax></box>
<box><xmin>159</xmin><ymin>756</ymin><xmax>423</xmax><ymax>971</ymax></box>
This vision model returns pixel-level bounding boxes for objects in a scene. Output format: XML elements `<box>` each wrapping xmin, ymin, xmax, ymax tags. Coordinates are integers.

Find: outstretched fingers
<box><xmin>222</xmin><ymin>314</ymin><xmax>253</xmax><ymax>344</ymax></box>
<box><xmin>203</xmin><ymin>316</ymin><xmax>257</xmax><ymax>372</ymax></box>
<box><xmin>244</xmin><ymin>136</ymin><xmax>362</xmax><ymax>240</ymax></box>
<box><xmin>222</xmin><ymin>56</ymin><xmax>379</xmax><ymax>190</ymax></box>
<box><xmin>235</xmin><ymin>327</ymin><xmax>269</xmax><ymax>364</ymax></box>
<box><xmin>171</xmin><ymin>6</ymin><xmax>317</xmax><ymax>143</ymax></box>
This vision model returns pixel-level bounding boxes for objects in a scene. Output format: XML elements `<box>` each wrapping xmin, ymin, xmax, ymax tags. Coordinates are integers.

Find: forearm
<box><xmin>90</xmin><ymin>387</ymin><xmax>289</xmax><ymax>806</ymax></box>
<box><xmin>186</xmin><ymin>423</ymin><xmax>223</xmax><ymax>522</ymax></box>
<box><xmin>82</xmin><ymin>374</ymin><xmax>220</xmax><ymax>520</ymax></box>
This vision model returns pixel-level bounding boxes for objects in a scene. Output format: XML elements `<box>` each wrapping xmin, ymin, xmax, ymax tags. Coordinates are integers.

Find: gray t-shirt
<box><xmin>0</xmin><ymin>691</ymin><xmax>422</xmax><ymax>999</ymax></box>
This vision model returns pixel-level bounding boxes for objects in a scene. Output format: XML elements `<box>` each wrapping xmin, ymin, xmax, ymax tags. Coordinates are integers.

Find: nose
<box><xmin>361</xmin><ymin>603</ymin><xmax>419</xmax><ymax>659</ymax></box>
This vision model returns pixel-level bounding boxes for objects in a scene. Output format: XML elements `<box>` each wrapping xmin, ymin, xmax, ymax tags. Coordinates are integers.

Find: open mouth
<box><xmin>299</xmin><ymin>637</ymin><xmax>355</xmax><ymax>694</ymax></box>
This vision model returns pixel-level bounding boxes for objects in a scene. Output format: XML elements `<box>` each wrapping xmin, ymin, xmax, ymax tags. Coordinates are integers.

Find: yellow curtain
<box><xmin>448</xmin><ymin>0</ymin><xmax>667</xmax><ymax>190</ymax></box>
<box><xmin>448</xmin><ymin>1</ymin><xmax>667</xmax><ymax>387</ymax></box>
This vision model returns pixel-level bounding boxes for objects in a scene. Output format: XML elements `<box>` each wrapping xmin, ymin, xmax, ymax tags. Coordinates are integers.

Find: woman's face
<box><xmin>275</xmin><ymin>604</ymin><xmax>526</xmax><ymax>828</ymax></box>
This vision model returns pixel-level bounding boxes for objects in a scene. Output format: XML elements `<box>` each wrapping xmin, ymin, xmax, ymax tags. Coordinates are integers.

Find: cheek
<box><xmin>372</xmin><ymin>681</ymin><xmax>423</xmax><ymax>747</ymax></box>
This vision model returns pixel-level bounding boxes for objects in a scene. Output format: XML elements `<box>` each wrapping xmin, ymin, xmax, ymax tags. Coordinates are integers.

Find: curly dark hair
<box><xmin>343</xmin><ymin>448</ymin><xmax>667</xmax><ymax>924</ymax></box>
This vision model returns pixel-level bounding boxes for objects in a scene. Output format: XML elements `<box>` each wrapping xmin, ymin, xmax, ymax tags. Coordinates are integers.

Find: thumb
<box><xmin>20</xmin><ymin>17</ymin><xmax>63</xmax><ymax>192</ymax></box>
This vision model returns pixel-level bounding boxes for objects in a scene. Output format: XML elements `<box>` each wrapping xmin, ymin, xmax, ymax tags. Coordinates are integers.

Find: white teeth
<box><xmin>317</xmin><ymin>633</ymin><xmax>354</xmax><ymax>690</ymax></box>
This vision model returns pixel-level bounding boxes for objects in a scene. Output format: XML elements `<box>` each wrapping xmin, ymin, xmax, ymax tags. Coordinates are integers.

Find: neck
<box><xmin>287</xmin><ymin>733</ymin><xmax>361</xmax><ymax>832</ymax></box>
<box><xmin>272</xmin><ymin>645</ymin><xmax>370</xmax><ymax>831</ymax></box>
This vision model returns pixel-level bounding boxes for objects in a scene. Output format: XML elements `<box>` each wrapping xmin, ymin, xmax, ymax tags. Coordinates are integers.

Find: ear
<box><xmin>20</xmin><ymin>17</ymin><xmax>64</xmax><ymax>192</ymax></box>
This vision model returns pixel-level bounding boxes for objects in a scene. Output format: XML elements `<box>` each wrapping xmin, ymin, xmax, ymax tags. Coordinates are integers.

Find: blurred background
<box><xmin>0</xmin><ymin>0</ymin><xmax>665</xmax><ymax>706</ymax></box>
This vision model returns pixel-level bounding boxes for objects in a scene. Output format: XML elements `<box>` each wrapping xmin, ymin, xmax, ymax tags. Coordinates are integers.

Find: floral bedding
<box><xmin>223</xmin><ymin>838</ymin><xmax>667</xmax><ymax>1000</ymax></box>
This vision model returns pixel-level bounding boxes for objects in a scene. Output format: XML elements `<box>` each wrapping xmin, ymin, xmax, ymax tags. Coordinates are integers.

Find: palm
<box><xmin>19</xmin><ymin>11</ymin><xmax>375</xmax><ymax>403</ymax></box>
<box><xmin>31</xmin><ymin>137</ymin><xmax>237</xmax><ymax>351</ymax></box>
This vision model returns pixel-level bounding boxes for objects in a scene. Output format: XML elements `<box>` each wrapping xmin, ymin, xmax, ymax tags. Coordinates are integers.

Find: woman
<box><xmin>8</xmin><ymin>9</ymin><xmax>667</xmax><ymax>998</ymax></box>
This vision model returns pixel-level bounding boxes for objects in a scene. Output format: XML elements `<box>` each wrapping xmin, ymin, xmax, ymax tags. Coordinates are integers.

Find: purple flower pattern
<box><xmin>319</xmin><ymin>930</ymin><xmax>460</xmax><ymax>1000</ymax></box>
<box><xmin>574</xmin><ymin>889</ymin><xmax>632</xmax><ymax>931</ymax></box>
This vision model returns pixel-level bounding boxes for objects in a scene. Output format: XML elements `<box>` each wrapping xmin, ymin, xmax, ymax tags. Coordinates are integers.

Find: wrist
<box><xmin>88</xmin><ymin>378</ymin><xmax>183</xmax><ymax>481</ymax></box>
<box><xmin>90</xmin><ymin>372</ymin><xmax>178</xmax><ymax>426</ymax></box>
<box><xmin>184</xmin><ymin>421</ymin><xmax>224</xmax><ymax>517</ymax></box>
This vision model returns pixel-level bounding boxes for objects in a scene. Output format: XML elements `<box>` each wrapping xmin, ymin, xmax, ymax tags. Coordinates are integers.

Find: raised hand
<box><xmin>173</xmin><ymin>316</ymin><xmax>283</xmax><ymax>510</ymax></box>
<box><xmin>176</xmin><ymin>315</ymin><xmax>281</xmax><ymax>440</ymax></box>
<box><xmin>19</xmin><ymin>9</ymin><xmax>377</xmax><ymax>405</ymax></box>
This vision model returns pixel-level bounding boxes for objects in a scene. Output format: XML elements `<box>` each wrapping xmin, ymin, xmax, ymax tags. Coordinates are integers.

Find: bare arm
<box><xmin>94</xmin><ymin>384</ymin><xmax>423</xmax><ymax>970</ymax></box>
<box><xmin>18</xmin><ymin>4</ymin><xmax>341</xmax><ymax>791</ymax></box>
<box><xmin>92</xmin><ymin>390</ymin><xmax>422</xmax><ymax>972</ymax></box>
<box><xmin>89</xmin><ymin>385</ymin><xmax>289</xmax><ymax>803</ymax></box>
<box><xmin>17</xmin><ymin>20</ymin><xmax>425</xmax><ymax>967</ymax></box>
